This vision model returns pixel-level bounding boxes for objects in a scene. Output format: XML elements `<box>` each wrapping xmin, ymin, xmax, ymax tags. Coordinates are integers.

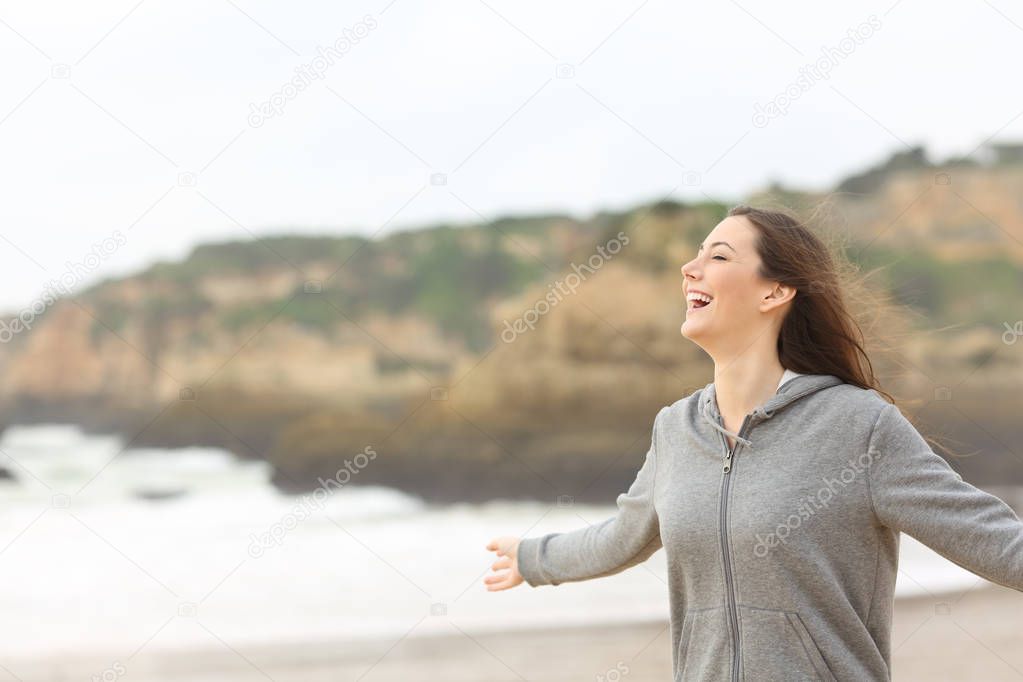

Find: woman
<box><xmin>483</xmin><ymin>205</ymin><xmax>1023</xmax><ymax>681</ymax></box>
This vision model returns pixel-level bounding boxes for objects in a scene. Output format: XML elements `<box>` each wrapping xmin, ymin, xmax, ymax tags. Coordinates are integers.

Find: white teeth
<box><xmin>687</xmin><ymin>292</ymin><xmax>713</xmax><ymax>303</ymax></box>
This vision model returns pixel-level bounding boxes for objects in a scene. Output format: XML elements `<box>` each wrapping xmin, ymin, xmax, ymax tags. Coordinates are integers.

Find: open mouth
<box><xmin>687</xmin><ymin>293</ymin><xmax>714</xmax><ymax>312</ymax></box>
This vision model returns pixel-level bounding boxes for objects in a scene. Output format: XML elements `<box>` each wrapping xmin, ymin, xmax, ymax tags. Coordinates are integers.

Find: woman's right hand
<box><xmin>483</xmin><ymin>536</ymin><xmax>525</xmax><ymax>591</ymax></box>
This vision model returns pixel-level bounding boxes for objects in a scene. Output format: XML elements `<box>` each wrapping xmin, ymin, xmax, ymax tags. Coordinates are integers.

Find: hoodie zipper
<box><xmin>706</xmin><ymin>380</ymin><xmax>834</xmax><ymax>681</ymax></box>
<box><xmin>718</xmin><ymin>412</ymin><xmax>752</xmax><ymax>682</ymax></box>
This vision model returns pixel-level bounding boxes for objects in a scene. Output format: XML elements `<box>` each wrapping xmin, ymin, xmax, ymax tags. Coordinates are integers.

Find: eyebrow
<box><xmin>698</xmin><ymin>241</ymin><xmax>737</xmax><ymax>253</ymax></box>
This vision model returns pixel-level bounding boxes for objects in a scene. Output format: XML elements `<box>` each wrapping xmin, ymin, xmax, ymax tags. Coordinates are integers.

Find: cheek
<box><xmin>715</xmin><ymin>287</ymin><xmax>757</xmax><ymax>315</ymax></box>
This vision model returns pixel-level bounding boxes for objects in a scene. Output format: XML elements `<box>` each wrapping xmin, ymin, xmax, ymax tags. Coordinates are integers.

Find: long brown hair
<box><xmin>692</xmin><ymin>201</ymin><xmax>988</xmax><ymax>464</ymax></box>
<box><xmin>727</xmin><ymin>203</ymin><xmax>898</xmax><ymax>403</ymax></box>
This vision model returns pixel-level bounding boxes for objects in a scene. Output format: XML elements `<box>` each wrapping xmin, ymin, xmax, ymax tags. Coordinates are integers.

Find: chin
<box><xmin>682</xmin><ymin>310</ymin><xmax>716</xmax><ymax>335</ymax></box>
<box><xmin>680</xmin><ymin>320</ymin><xmax>703</xmax><ymax>340</ymax></box>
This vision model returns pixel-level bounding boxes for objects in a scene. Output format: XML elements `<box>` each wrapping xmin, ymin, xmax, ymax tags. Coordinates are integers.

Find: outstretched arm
<box><xmin>515</xmin><ymin>406</ymin><xmax>667</xmax><ymax>587</ymax></box>
<box><xmin>867</xmin><ymin>402</ymin><xmax>1023</xmax><ymax>590</ymax></box>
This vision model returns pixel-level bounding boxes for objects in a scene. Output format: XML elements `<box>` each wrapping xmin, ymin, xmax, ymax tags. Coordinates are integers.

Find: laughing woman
<box><xmin>483</xmin><ymin>205</ymin><xmax>1023</xmax><ymax>681</ymax></box>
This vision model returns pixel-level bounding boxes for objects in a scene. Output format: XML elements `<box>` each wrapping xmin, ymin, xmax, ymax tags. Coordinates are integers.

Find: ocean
<box><xmin>0</xmin><ymin>423</ymin><xmax>990</xmax><ymax>662</ymax></box>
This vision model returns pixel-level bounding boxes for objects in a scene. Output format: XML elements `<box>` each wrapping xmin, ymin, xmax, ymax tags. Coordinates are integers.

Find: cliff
<box><xmin>1</xmin><ymin>144</ymin><xmax>1021</xmax><ymax>502</ymax></box>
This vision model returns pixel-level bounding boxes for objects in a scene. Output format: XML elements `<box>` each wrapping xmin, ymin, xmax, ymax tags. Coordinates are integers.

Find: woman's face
<box><xmin>679</xmin><ymin>215</ymin><xmax>780</xmax><ymax>344</ymax></box>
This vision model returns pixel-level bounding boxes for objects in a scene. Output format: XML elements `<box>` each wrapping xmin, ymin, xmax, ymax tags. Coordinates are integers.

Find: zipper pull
<box><xmin>723</xmin><ymin>451</ymin><xmax>732</xmax><ymax>473</ymax></box>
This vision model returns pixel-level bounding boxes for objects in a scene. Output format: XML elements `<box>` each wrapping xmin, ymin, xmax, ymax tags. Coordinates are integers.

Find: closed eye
<box><xmin>712</xmin><ymin>255</ymin><xmax>726</xmax><ymax>261</ymax></box>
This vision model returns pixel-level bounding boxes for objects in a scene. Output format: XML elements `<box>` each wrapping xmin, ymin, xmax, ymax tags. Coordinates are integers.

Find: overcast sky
<box><xmin>0</xmin><ymin>1</ymin><xmax>1020</xmax><ymax>313</ymax></box>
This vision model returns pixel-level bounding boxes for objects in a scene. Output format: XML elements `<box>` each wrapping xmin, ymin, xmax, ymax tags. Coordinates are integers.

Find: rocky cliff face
<box><xmin>0</xmin><ymin>264</ymin><xmax>464</xmax><ymax>408</ymax></box>
<box><xmin>835</xmin><ymin>164</ymin><xmax>1023</xmax><ymax>256</ymax></box>
<box><xmin>2</xmin><ymin>150</ymin><xmax>1022</xmax><ymax>501</ymax></box>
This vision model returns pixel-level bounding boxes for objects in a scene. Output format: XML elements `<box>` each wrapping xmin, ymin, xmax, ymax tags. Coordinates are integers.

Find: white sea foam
<box><xmin>0</xmin><ymin>423</ymin><xmax>985</xmax><ymax>659</ymax></box>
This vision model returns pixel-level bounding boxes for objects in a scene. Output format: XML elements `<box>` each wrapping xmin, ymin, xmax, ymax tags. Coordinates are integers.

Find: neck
<box><xmin>711</xmin><ymin>347</ymin><xmax>786</xmax><ymax>422</ymax></box>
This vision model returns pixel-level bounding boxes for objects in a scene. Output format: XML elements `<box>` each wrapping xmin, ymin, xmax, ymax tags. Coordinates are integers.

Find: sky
<box><xmin>0</xmin><ymin>0</ymin><xmax>1021</xmax><ymax>312</ymax></box>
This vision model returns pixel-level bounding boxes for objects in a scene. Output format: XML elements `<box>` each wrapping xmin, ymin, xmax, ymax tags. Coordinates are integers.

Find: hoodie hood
<box><xmin>698</xmin><ymin>373</ymin><xmax>845</xmax><ymax>449</ymax></box>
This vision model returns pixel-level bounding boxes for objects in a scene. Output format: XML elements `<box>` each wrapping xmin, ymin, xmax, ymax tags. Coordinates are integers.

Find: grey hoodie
<box><xmin>516</xmin><ymin>373</ymin><xmax>1023</xmax><ymax>681</ymax></box>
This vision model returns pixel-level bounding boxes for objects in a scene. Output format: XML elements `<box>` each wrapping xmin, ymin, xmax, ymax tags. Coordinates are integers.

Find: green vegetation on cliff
<box><xmin>8</xmin><ymin>141</ymin><xmax>1023</xmax><ymax>503</ymax></box>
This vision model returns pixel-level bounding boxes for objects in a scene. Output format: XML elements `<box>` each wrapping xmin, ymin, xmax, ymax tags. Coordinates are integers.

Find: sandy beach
<box><xmin>7</xmin><ymin>581</ymin><xmax>1021</xmax><ymax>681</ymax></box>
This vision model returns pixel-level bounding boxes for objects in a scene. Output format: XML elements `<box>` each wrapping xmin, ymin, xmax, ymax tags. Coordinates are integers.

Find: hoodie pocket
<box><xmin>739</xmin><ymin>605</ymin><xmax>837</xmax><ymax>681</ymax></box>
<box><xmin>675</xmin><ymin>606</ymin><xmax>729</xmax><ymax>681</ymax></box>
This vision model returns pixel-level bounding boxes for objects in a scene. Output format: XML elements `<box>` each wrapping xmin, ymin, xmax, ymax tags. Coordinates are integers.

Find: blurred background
<box><xmin>1</xmin><ymin>1</ymin><xmax>1022</xmax><ymax>680</ymax></box>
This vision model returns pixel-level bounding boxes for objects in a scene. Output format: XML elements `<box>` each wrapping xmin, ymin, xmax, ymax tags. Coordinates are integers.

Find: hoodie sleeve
<box><xmin>516</xmin><ymin>406</ymin><xmax>666</xmax><ymax>587</ymax></box>
<box><xmin>866</xmin><ymin>402</ymin><xmax>1023</xmax><ymax>591</ymax></box>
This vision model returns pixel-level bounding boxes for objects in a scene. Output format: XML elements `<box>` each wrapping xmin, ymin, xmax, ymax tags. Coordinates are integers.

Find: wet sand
<box><xmin>8</xmin><ymin>582</ymin><xmax>1023</xmax><ymax>681</ymax></box>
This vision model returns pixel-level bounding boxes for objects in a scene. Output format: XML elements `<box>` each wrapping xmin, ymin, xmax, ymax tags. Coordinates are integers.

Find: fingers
<box><xmin>483</xmin><ymin>537</ymin><xmax>522</xmax><ymax>591</ymax></box>
<box><xmin>483</xmin><ymin>570</ymin><xmax>517</xmax><ymax>591</ymax></box>
<box><xmin>485</xmin><ymin>537</ymin><xmax>510</xmax><ymax>556</ymax></box>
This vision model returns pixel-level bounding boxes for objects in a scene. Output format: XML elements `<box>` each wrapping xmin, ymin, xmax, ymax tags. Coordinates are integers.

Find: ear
<box><xmin>760</xmin><ymin>282</ymin><xmax>796</xmax><ymax>313</ymax></box>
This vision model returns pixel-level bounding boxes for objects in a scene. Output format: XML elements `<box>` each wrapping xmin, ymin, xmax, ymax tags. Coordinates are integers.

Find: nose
<box><xmin>681</xmin><ymin>257</ymin><xmax>698</xmax><ymax>280</ymax></box>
